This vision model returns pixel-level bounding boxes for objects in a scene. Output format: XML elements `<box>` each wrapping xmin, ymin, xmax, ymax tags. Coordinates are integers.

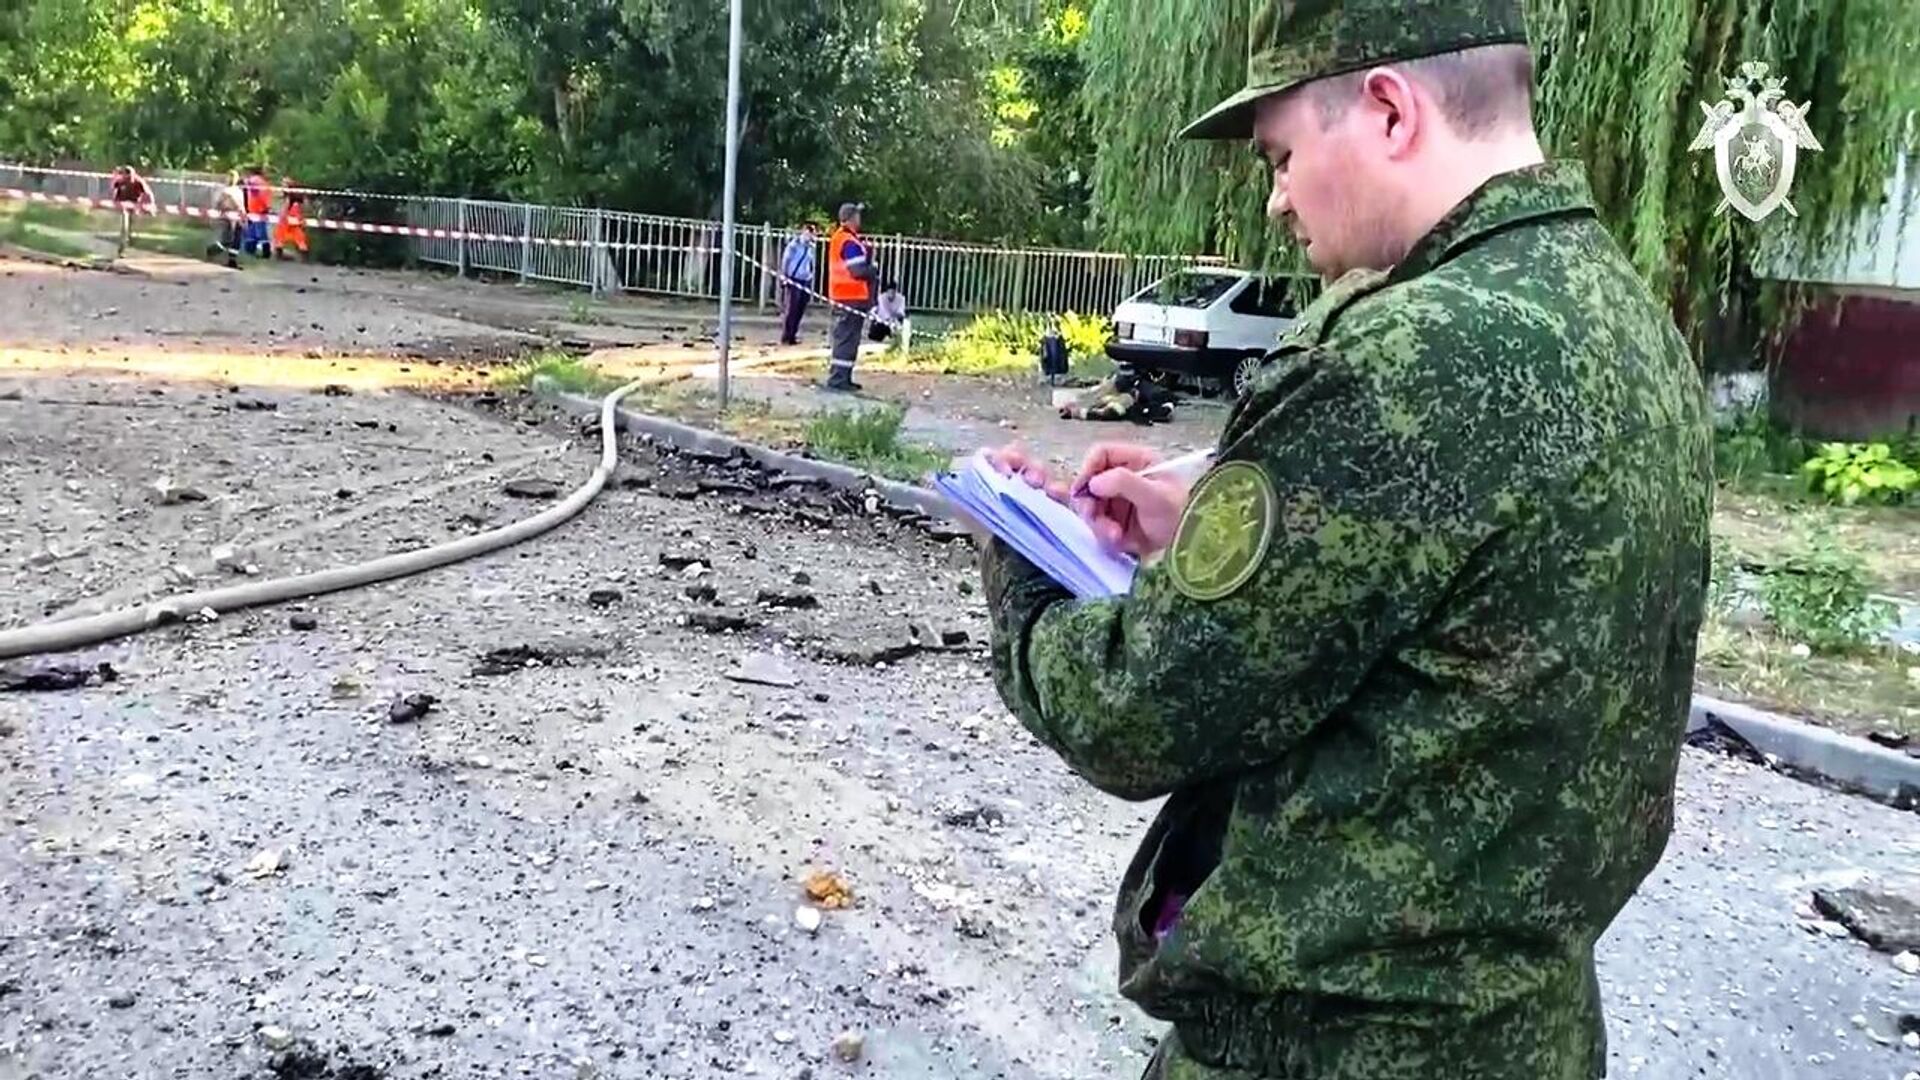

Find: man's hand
<box><xmin>1070</xmin><ymin>443</ymin><xmax>1191</xmax><ymax>559</ymax></box>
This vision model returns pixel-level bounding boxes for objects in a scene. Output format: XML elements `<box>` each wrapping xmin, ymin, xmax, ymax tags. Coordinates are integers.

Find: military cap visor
<box><xmin>1179</xmin><ymin>1</ymin><xmax>1529</xmax><ymax>141</ymax></box>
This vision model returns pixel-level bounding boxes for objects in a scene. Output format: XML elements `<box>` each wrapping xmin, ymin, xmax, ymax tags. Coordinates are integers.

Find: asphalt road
<box><xmin>3</xmin><ymin>378</ymin><xmax>1917</xmax><ymax>1080</ymax></box>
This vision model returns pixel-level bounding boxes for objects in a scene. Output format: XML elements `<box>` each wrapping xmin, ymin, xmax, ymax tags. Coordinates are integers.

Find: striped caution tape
<box><xmin>2</xmin><ymin>188</ymin><xmax>672</xmax><ymax>251</ymax></box>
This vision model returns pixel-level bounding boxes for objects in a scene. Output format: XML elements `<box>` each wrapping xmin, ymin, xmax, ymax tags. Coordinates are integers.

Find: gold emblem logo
<box><xmin>1167</xmin><ymin>461</ymin><xmax>1275</xmax><ymax>601</ymax></box>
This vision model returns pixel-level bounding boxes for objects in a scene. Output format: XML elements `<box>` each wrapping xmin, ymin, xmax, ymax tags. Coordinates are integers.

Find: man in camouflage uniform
<box><xmin>977</xmin><ymin>2</ymin><xmax>1713</xmax><ymax>1077</ymax></box>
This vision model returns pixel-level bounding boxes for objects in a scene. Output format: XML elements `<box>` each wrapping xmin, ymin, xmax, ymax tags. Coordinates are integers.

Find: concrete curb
<box><xmin>1687</xmin><ymin>695</ymin><xmax>1919</xmax><ymax>805</ymax></box>
<box><xmin>534</xmin><ymin>378</ymin><xmax>952</xmax><ymax>520</ymax></box>
<box><xmin>536</xmin><ymin>377</ymin><xmax>1920</xmax><ymax>806</ymax></box>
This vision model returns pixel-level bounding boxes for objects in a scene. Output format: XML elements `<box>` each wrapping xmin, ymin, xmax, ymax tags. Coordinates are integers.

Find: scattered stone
<box><xmin>724</xmin><ymin>654</ymin><xmax>801</xmax><ymax>689</ymax></box>
<box><xmin>387</xmin><ymin>693</ymin><xmax>437</xmax><ymax>724</ymax></box>
<box><xmin>832</xmin><ymin>1031</ymin><xmax>865</xmax><ymax>1063</ymax></box>
<box><xmin>659</xmin><ymin>552</ymin><xmax>707</xmax><ymax>571</ymax></box>
<box><xmin>350</xmin><ymin>984</ymin><xmax>374</xmax><ymax>1000</ymax></box>
<box><xmin>686</xmin><ymin>611</ymin><xmax>757</xmax><ymax>634</ymax></box>
<box><xmin>692</xmin><ymin>896</ymin><xmax>716</xmax><ymax>912</ymax></box>
<box><xmin>1908</xmin><ymin>1032</ymin><xmax>1920</xmax><ymax>1050</ymax></box>
<box><xmin>150</xmin><ymin>477</ymin><xmax>209</xmax><ymax>505</ymax></box>
<box><xmin>940</xmin><ymin>629</ymin><xmax>971</xmax><ymax>647</ymax></box>
<box><xmin>258</xmin><ymin>1025</ymin><xmax>297</xmax><ymax>1051</ymax></box>
<box><xmin>352</xmin><ymin>419</ymin><xmax>381</xmax><ymax>430</ymax></box>
<box><xmin>234</xmin><ymin>398</ymin><xmax>277</xmax><ymax>412</ymax></box>
<box><xmin>1812</xmin><ymin>878</ymin><xmax>1920</xmax><ymax>953</ymax></box>
<box><xmin>955</xmin><ymin>911</ymin><xmax>992</xmax><ymax>939</ymax></box>
<box><xmin>289</xmin><ymin>613</ymin><xmax>319</xmax><ymax>632</ymax></box>
<box><xmin>244</xmin><ymin>848</ymin><xmax>289</xmax><ymax>880</ymax></box>
<box><xmin>2</xmin><ymin>661</ymin><xmax>118</xmax><ymax>693</ymax></box>
<box><xmin>504</xmin><ymin>477</ymin><xmax>561</xmax><ymax>500</ymax></box>
<box><xmin>792</xmin><ymin>571</ymin><xmax>812</xmax><ymax>586</ymax></box>
<box><xmin>697</xmin><ymin>477</ymin><xmax>757</xmax><ymax>497</ymax></box>
<box><xmin>823</xmin><ymin>641</ymin><xmax>922</xmax><ymax>666</ymax></box>
<box><xmin>331</xmin><ymin>675</ymin><xmax>363</xmax><ymax>700</ymax></box>
<box><xmin>587</xmin><ymin>588</ymin><xmax>623</xmax><ymax>608</ymax></box>
<box><xmin>866</xmin><ymin>579</ymin><xmax>885</xmax><ymax>597</ymax></box>
<box><xmin>790</xmin><ymin>508</ymin><xmax>835</xmax><ymax>529</ymax></box>
<box><xmin>680</xmin><ymin>561</ymin><xmax>710</xmax><ymax>579</ymax></box>
<box><xmin>425</xmin><ymin>1022</ymin><xmax>457</xmax><ymax>1038</ymax></box>
<box><xmin>755</xmin><ymin>589</ymin><xmax>818</xmax><ymax>610</ymax></box>
<box><xmin>320</xmin><ymin>384</ymin><xmax>353</xmax><ymax>397</ymax></box>
<box><xmin>684</xmin><ymin>583</ymin><xmax>718</xmax><ymax>604</ymax></box>
<box><xmin>812</xmin><ymin>692</ymin><xmax>829</xmax><ymax>703</ymax></box>
<box><xmin>1895</xmin><ymin>950</ymin><xmax>1920</xmax><ymax>976</ymax></box>
<box><xmin>1869</xmin><ymin>729</ymin><xmax>1911</xmax><ymax>750</ymax></box>
<box><xmin>794</xmin><ymin>905</ymin><xmax>823</xmax><ymax>935</ymax></box>
<box><xmin>773</xmin><ymin>1029</ymin><xmax>796</xmax><ymax>1045</ymax></box>
<box><xmin>474</xmin><ymin>644</ymin><xmax>571</xmax><ymax>676</ymax></box>
<box><xmin>958</xmin><ymin>579</ymin><xmax>975</xmax><ymax>595</ymax></box>
<box><xmin>943</xmin><ymin>805</ymin><xmax>1007</xmax><ymax>830</ymax></box>
<box><xmin>107</xmin><ymin>991</ymin><xmax>137</xmax><ymax>1009</ymax></box>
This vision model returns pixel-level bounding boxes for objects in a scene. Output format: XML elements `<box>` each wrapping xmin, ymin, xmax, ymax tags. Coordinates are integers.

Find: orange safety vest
<box><xmin>826</xmin><ymin>225</ymin><xmax>874</xmax><ymax>304</ymax></box>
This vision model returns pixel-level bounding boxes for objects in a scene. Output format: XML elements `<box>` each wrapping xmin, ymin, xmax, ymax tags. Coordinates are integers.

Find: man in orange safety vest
<box><xmin>824</xmin><ymin>201</ymin><xmax>877</xmax><ymax>392</ymax></box>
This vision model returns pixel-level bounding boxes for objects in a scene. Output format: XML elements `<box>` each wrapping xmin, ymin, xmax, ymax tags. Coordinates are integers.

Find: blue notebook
<box><xmin>934</xmin><ymin>452</ymin><xmax>1138</xmax><ymax>599</ymax></box>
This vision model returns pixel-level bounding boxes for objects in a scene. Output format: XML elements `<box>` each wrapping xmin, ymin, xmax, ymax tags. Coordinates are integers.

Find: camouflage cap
<box><xmin>1180</xmin><ymin>0</ymin><xmax>1529</xmax><ymax>141</ymax></box>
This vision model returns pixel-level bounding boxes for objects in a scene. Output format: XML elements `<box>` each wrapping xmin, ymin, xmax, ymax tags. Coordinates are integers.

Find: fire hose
<box><xmin>0</xmin><ymin>378</ymin><xmax>650</xmax><ymax>661</ymax></box>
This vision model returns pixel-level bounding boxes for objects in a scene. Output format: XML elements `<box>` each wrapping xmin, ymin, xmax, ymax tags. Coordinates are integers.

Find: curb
<box><xmin>536</xmin><ymin>378</ymin><xmax>1920</xmax><ymax>808</ymax></box>
<box><xmin>1688</xmin><ymin>695</ymin><xmax>1919</xmax><ymax>806</ymax></box>
<box><xmin>534</xmin><ymin>379</ymin><xmax>951</xmax><ymax>520</ymax></box>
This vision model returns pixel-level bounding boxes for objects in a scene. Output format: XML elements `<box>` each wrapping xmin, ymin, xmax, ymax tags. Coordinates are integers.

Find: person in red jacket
<box><xmin>108</xmin><ymin>165</ymin><xmax>155</xmax><ymax>259</ymax></box>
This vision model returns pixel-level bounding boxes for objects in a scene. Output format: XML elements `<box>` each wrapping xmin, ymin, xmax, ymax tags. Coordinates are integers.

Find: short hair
<box><xmin>1311</xmin><ymin>43</ymin><xmax>1534</xmax><ymax>139</ymax></box>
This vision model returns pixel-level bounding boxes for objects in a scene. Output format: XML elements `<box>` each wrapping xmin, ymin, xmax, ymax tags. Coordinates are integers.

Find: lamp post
<box><xmin>715</xmin><ymin>0</ymin><xmax>745</xmax><ymax>410</ymax></box>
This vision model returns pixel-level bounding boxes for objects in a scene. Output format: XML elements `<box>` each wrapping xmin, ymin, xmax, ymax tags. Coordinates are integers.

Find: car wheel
<box><xmin>1232</xmin><ymin>355</ymin><xmax>1264</xmax><ymax>397</ymax></box>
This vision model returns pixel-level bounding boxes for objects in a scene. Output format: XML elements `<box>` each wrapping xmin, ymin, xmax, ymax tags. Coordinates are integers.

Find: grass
<box><xmin>491</xmin><ymin>352</ymin><xmax>625</xmax><ymax>396</ymax></box>
<box><xmin>861</xmin><ymin>309</ymin><xmax>1116</xmax><ymax>381</ymax></box>
<box><xmin>804</xmin><ymin>406</ymin><xmax>949</xmax><ymax>482</ymax></box>
<box><xmin>1715</xmin><ymin>489</ymin><xmax>1920</xmax><ymax>598</ymax></box>
<box><xmin>1696</xmin><ymin>612</ymin><xmax>1919</xmax><ymax>739</ymax></box>
<box><xmin>11</xmin><ymin>203</ymin><xmax>98</xmax><ymax>230</ymax></box>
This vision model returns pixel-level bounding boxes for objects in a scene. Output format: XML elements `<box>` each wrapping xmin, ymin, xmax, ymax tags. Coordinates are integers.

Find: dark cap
<box><xmin>1180</xmin><ymin>0</ymin><xmax>1528</xmax><ymax>141</ymax></box>
<box><xmin>837</xmin><ymin>202</ymin><xmax>866</xmax><ymax>223</ymax></box>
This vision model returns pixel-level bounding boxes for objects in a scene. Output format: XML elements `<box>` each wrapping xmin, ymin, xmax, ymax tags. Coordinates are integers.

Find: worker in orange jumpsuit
<box><xmin>273</xmin><ymin>178</ymin><xmax>309</xmax><ymax>261</ymax></box>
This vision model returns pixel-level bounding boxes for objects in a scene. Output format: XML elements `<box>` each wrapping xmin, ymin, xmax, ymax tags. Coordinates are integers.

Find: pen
<box><xmin>1071</xmin><ymin>448</ymin><xmax>1215</xmax><ymax>499</ymax></box>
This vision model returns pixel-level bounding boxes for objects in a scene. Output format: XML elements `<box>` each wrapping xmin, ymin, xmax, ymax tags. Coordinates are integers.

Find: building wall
<box><xmin>1772</xmin><ymin>287</ymin><xmax>1920</xmax><ymax>440</ymax></box>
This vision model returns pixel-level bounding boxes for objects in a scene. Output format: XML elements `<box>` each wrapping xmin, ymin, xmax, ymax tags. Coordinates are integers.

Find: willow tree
<box><xmin>1081</xmin><ymin>0</ymin><xmax>1920</xmax><ymax>361</ymax></box>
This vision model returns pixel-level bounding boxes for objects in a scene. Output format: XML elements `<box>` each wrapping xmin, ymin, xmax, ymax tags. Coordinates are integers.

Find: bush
<box><xmin>805</xmin><ymin>405</ymin><xmax>948</xmax><ymax>482</ymax></box>
<box><xmin>1713</xmin><ymin>407</ymin><xmax>1811</xmax><ymax>488</ymax></box>
<box><xmin>913</xmin><ymin>309</ymin><xmax>1113</xmax><ymax>377</ymax></box>
<box><xmin>491</xmin><ymin>352</ymin><xmax>620</xmax><ymax>395</ymax></box>
<box><xmin>1758</xmin><ymin>528</ymin><xmax>1897</xmax><ymax>653</ymax></box>
<box><xmin>1800</xmin><ymin>442</ymin><xmax>1918</xmax><ymax>506</ymax></box>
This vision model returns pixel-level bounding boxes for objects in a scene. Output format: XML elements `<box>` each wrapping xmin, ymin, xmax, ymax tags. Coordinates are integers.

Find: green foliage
<box><xmin>491</xmin><ymin>352</ymin><xmax>619</xmax><ymax>395</ymax></box>
<box><xmin>912</xmin><ymin>309</ymin><xmax>1113</xmax><ymax>376</ymax></box>
<box><xmin>1713</xmin><ymin>406</ymin><xmax>1812</xmax><ymax>488</ymax></box>
<box><xmin>805</xmin><ymin>405</ymin><xmax>947</xmax><ymax>482</ymax></box>
<box><xmin>1757</xmin><ymin>527</ymin><xmax>1897</xmax><ymax>652</ymax></box>
<box><xmin>1079</xmin><ymin>0</ymin><xmax>1920</xmax><ymax>352</ymax></box>
<box><xmin>0</xmin><ymin>0</ymin><xmax>1098</xmax><ymax>246</ymax></box>
<box><xmin>1800</xmin><ymin>441</ymin><xmax>1920</xmax><ymax>506</ymax></box>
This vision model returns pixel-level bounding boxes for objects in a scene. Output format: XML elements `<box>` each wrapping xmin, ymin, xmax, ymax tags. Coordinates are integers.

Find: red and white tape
<box><xmin>1</xmin><ymin>188</ymin><xmax>663</xmax><ymax>250</ymax></box>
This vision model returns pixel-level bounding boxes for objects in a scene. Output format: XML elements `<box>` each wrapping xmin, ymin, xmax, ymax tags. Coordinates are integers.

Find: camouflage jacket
<box><xmin>981</xmin><ymin>162</ymin><xmax>1712</xmax><ymax>1079</ymax></box>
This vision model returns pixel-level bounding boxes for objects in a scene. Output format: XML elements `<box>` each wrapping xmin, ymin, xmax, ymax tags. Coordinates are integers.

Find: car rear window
<box><xmin>1136</xmin><ymin>272</ymin><xmax>1241</xmax><ymax>309</ymax></box>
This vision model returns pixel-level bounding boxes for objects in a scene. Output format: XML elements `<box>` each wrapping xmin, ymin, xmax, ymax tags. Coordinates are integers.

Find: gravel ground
<box><xmin>3</xmin><ymin>255</ymin><xmax>1918</xmax><ymax>1080</ymax></box>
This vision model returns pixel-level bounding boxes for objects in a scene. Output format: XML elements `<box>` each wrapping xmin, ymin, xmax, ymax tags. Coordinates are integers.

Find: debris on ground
<box><xmin>832</xmin><ymin>1031</ymin><xmax>865</xmax><ymax>1063</ymax></box>
<box><xmin>793</xmin><ymin>905</ymin><xmax>823</xmax><ymax>935</ymax></box>
<box><xmin>2</xmin><ymin>661</ymin><xmax>118</xmax><ymax>693</ymax></box>
<box><xmin>149</xmin><ymin>476</ymin><xmax>209</xmax><ymax>504</ymax></box>
<box><xmin>503</xmin><ymin>477</ymin><xmax>561</xmax><ymax>500</ymax></box>
<box><xmin>244</xmin><ymin>848</ymin><xmax>289</xmax><ymax>880</ymax></box>
<box><xmin>289</xmin><ymin>613</ymin><xmax>319</xmax><ymax>632</ymax></box>
<box><xmin>685</xmin><ymin>610</ymin><xmax>757</xmax><ymax>634</ymax></box>
<box><xmin>1811</xmin><ymin>879</ymin><xmax>1920</xmax><ymax>953</ymax></box>
<box><xmin>387</xmin><ymin>693</ymin><xmax>437</xmax><ymax>724</ymax></box>
<box><xmin>587</xmin><ymin>588</ymin><xmax>623</xmax><ymax>608</ymax></box>
<box><xmin>802</xmin><ymin>868</ymin><xmax>854</xmax><ymax>910</ymax></box>
<box><xmin>723</xmin><ymin>653</ymin><xmax>801</xmax><ymax>689</ymax></box>
<box><xmin>755</xmin><ymin>589</ymin><xmax>818</xmax><ymax>610</ymax></box>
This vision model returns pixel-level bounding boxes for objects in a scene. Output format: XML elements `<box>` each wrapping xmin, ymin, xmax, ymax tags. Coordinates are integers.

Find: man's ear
<box><xmin>1360</xmin><ymin>68</ymin><xmax>1422</xmax><ymax>158</ymax></box>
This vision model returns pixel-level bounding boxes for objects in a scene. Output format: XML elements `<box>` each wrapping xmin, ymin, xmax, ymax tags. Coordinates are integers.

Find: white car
<box><xmin>1106</xmin><ymin>268</ymin><xmax>1316</xmax><ymax>396</ymax></box>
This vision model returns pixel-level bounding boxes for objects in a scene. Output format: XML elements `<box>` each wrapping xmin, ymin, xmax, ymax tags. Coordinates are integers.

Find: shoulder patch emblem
<box><xmin>1167</xmin><ymin>460</ymin><xmax>1276</xmax><ymax>601</ymax></box>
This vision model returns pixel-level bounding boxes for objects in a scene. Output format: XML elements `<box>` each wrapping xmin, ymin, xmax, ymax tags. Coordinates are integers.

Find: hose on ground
<box><xmin>0</xmin><ymin>378</ymin><xmax>649</xmax><ymax>661</ymax></box>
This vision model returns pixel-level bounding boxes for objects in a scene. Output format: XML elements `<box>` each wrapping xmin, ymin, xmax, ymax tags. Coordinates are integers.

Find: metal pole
<box><xmin>715</xmin><ymin>0</ymin><xmax>745</xmax><ymax>411</ymax></box>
